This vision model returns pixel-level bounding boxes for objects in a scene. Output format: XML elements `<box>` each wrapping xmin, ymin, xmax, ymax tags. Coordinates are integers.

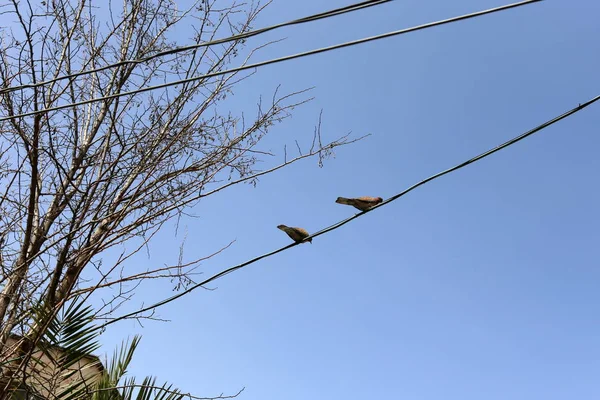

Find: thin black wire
<box><xmin>0</xmin><ymin>0</ymin><xmax>391</xmax><ymax>95</ymax></box>
<box><xmin>0</xmin><ymin>0</ymin><xmax>541</xmax><ymax>123</ymax></box>
<box><xmin>99</xmin><ymin>92</ymin><xmax>600</xmax><ymax>330</ymax></box>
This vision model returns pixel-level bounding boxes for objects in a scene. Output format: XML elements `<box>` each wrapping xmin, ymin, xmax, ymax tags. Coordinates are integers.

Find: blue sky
<box><xmin>96</xmin><ymin>1</ymin><xmax>600</xmax><ymax>399</ymax></box>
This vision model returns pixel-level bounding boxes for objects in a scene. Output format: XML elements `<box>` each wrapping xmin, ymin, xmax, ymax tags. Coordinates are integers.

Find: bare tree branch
<box><xmin>0</xmin><ymin>0</ymin><xmax>360</xmax><ymax>397</ymax></box>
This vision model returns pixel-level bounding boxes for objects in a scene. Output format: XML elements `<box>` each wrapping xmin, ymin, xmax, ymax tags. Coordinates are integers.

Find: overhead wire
<box><xmin>99</xmin><ymin>91</ymin><xmax>600</xmax><ymax>330</ymax></box>
<box><xmin>0</xmin><ymin>0</ymin><xmax>541</xmax><ymax>123</ymax></box>
<box><xmin>0</xmin><ymin>0</ymin><xmax>392</xmax><ymax>95</ymax></box>
<box><xmin>1</xmin><ymin>0</ymin><xmax>553</xmax><ymax>328</ymax></box>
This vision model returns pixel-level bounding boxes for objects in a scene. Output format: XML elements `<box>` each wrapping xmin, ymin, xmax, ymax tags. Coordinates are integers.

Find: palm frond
<box><xmin>12</xmin><ymin>298</ymin><xmax>199</xmax><ymax>400</ymax></box>
<box><xmin>20</xmin><ymin>296</ymin><xmax>102</xmax><ymax>400</ymax></box>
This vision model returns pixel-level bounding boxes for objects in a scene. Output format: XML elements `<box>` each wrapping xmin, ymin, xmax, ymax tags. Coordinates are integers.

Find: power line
<box><xmin>0</xmin><ymin>0</ymin><xmax>541</xmax><ymax>123</ymax></box>
<box><xmin>0</xmin><ymin>0</ymin><xmax>392</xmax><ymax>95</ymax></box>
<box><xmin>100</xmin><ymin>92</ymin><xmax>600</xmax><ymax>330</ymax></box>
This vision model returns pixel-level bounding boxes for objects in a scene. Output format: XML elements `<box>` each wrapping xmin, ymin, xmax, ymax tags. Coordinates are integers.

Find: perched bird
<box><xmin>335</xmin><ymin>196</ymin><xmax>383</xmax><ymax>211</ymax></box>
<box><xmin>277</xmin><ymin>225</ymin><xmax>312</xmax><ymax>244</ymax></box>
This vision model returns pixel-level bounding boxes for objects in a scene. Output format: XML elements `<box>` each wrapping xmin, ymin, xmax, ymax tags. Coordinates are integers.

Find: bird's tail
<box><xmin>335</xmin><ymin>197</ymin><xmax>352</xmax><ymax>205</ymax></box>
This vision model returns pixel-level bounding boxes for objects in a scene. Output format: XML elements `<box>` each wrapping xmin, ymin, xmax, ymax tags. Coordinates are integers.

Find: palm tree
<box><xmin>1</xmin><ymin>299</ymin><xmax>196</xmax><ymax>400</ymax></box>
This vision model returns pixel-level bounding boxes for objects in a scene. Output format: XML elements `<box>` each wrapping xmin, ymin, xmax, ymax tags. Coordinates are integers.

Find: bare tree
<box><xmin>0</xmin><ymin>0</ymin><xmax>357</xmax><ymax>395</ymax></box>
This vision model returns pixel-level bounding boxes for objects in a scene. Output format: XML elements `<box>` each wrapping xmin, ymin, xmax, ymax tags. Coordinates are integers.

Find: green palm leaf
<box><xmin>10</xmin><ymin>298</ymin><xmax>196</xmax><ymax>400</ymax></box>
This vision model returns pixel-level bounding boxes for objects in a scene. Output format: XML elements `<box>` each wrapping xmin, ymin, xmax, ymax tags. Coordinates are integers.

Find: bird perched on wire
<box><xmin>335</xmin><ymin>196</ymin><xmax>383</xmax><ymax>211</ymax></box>
<box><xmin>277</xmin><ymin>225</ymin><xmax>312</xmax><ymax>244</ymax></box>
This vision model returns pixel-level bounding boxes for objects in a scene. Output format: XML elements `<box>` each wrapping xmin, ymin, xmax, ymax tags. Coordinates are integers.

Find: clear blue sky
<box><xmin>98</xmin><ymin>1</ymin><xmax>600</xmax><ymax>399</ymax></box>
